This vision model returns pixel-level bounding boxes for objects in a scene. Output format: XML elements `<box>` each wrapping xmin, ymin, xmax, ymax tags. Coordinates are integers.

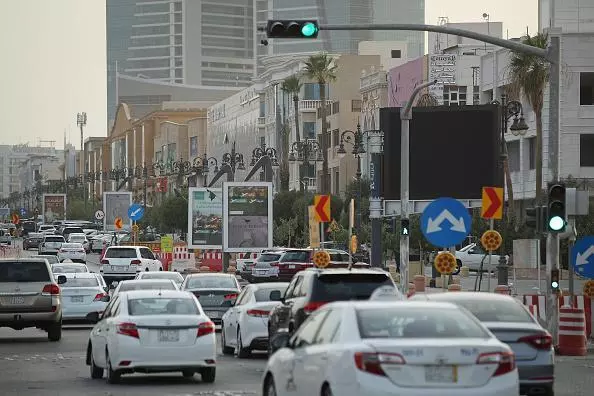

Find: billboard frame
<box><xmin>187</xmin><ymin>187</ymin><xmax>223</xmax><ymax>250</ymax></box>
<box><xmin>102</xmin><ymin>191</ymin><xmax>133</xmax><ymax>231</ymax></box>
<box><xmin>222</xmin><ymin>181</ymin><xmax>273</xmax><ymax>253</ymax></box>
<box><xmin>42</xmin><ymin>194</ymin><xmax>67</xmax><ymax>223</ymax></box>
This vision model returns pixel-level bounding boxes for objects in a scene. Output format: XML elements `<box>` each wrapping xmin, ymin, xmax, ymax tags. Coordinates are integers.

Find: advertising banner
<box><xmin>103</xmin><ymin>192</ymin><xmax>132</xmax><ymax>231</ymax></box>
<box><xmin>222</xmin><ymin>182</ymin><xmax>273</xmax><ymax>253</ymax></box>
<box><xmin>42</xmin><ymin>194</ymin><xmax>66</xmax><ymax>223</ymax></box>
<box><xmin>188</xmin><ymin>188</ymin><xmax>223</xmax><ymax>249</ymax></box>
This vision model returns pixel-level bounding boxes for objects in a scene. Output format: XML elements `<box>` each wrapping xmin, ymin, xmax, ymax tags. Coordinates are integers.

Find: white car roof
<box><xmin>118</xmin><ymin>289</ymin><xmax>193</xmax><ymax>299</ymax></box>
<box><xmin>121</xmin><ymin>279</ymin><xmax>176</xmax><ymax>284</ymax></box>
<box><xmin>63</xmin><ymin>272</ymin><xmax>95</xmax><ymax>279</ymax></box>
<box><xmin>139</xmin><ymin>271</ymin><xmax>182</xmax><ymax>277</ymax></box>
<box><xmin>324</xmin><ymin>300</ymin><xmax>461</xmax><ymax>311</ymax></box>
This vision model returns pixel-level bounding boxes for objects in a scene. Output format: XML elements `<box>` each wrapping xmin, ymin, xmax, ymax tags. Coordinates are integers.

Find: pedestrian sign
<box><xmin>571</xmin><ymin>236</ymin><xmax>594</xmax><ymax>279</ymax></box>
<box><xmin>421</xmin><ymin>197</ymin><xmax>471</xmax><ymax>248</ymax></box>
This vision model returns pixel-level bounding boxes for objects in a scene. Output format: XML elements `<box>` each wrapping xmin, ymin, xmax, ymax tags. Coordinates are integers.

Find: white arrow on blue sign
<box><xmin>421</xmin><ymin>197</ymin><xmax>472</xmax><ymax>248</ymax></box>
<box><xmin>127</xmin><ymin>203</ymin><xmax>145</xmax><ymax>221</ymax></box>
<box><xmin>20</xmin><ymin>208</ymin><xmax>26</xmax><ymax>216</ymax></box>
<box><xmin>571</xmin><ymin>236</ymin><xmax>594</xmax><ymax>279</ymax></box>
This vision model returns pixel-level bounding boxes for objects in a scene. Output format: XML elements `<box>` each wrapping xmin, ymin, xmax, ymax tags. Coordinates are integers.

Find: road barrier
<box><xmin>201</xmin><ymin>250</ymin><xmax>223</xmax><ymax>272</ymax></box>
<box><xmin>522</xmin><ymin>294</ymin><xmax>593</xmax><ymax>338</ymax></box>
<box><xmin>557</xmin><ymin>307</ymin><xmax>587</xmax><ymax>356</ymax></box>
<box><xmin>413</xmin><ymin>275</ymin><xmax>425</xmax><ymax>292</ymax></box>
<box><xmin>448</xmin><ymin>284</ymin><xmax>462</xmax><ymax>292</ymax></box>
<box><xmin>494</xmin><ymin>285</ymin><xmax>511</xmax><ymax>295</ymax></box>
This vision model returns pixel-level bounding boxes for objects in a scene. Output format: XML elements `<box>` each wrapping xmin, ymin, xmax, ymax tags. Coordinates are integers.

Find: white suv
<box><xmin>100</xmin><ymin>246</ymin><xmax>162</xmax><ymax>282</ymax></box>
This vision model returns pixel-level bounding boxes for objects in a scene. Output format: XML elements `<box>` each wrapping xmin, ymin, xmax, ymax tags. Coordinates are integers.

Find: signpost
<box><xmin>308</xmin><ymin>206</ymin><xmax>320</xmax><ymax>248</ymax></box>
<box><xmin>127</xmin><ymin>204</ymin><xmax>145</xmax><ymax>222</ymax></box>
<box><xmin>114</xmin><ymin>217</ymin><xmax>123</xmax><ymax>230</ymax></box>
<box><xmin>420</xmin><ymin>197</ymin><xmax>471</xmax><ymax>248</ymax></box>
<box><xmin>481</xmin><ymin>187</ymin><xmax>503</xmax><ymax>220</ymax></box>
<box><xmin>161</xmin><ymin>234</ymin><xmax>174</xmax><ymax>253</ymax></box>
<box><xmin>571</xmin><ymin>236</ymin><xmax>594</xmax><ymax>279</ymax></box>
<box><xmin>94</xmin><ymin>210</ymin><xmax>105</xmax><ymax>221</ymax></box>
<box><xmin>20</xmin><ymin>208</ymin><xmax>26</xmax><ymax>217</ymax></box>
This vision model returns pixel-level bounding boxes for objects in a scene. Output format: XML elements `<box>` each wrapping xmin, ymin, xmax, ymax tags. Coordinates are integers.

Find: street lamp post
<box><xmin>288</xmin><ymin>140</ymin><xmax>323</xmax><ymax>191</ymax></box>
<box><xmin>77</xmin><ymin>112</ymin><xmax>87</xmax><ymax>210</ymax></box>
<box><xmin>250</xmin><ymin>144</ymin><xmax>280</xmax><ymax>182</ymax></box>
<box><xmin>492</xmin><ymin>95</ymin><xmax>529</xmax><ymax>286</ymax></box>
<box><xmin>201</xmin><ymin>154</ymin><xmax>219</xmax><ymax>187</ymax></box>
<box><xmin>221</xmin><ymin>141</ymin><xmax>246</xmax><ymax>181</ymax></box>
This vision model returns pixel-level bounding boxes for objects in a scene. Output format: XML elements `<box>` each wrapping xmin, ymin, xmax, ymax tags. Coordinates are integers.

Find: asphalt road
<box><xmin>3</xmin><ymin>248</ymin><xmax>590</xmax><ymax>395</ymax></box>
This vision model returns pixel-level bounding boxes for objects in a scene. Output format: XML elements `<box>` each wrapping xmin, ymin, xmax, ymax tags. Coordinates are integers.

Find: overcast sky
<box><xmin>0</xmin><ymin>0</ymin><xmax>537</xmax><ymax>149</ymax></box>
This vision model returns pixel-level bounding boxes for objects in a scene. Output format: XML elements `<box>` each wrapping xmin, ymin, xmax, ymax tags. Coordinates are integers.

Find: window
<box><xmin>314</xmin><ymin>309</ymin><xmax>342</xmax><ymax>344</ymax></box>
<box><xmin>332</xmin><ymin>129</ymin><xmax>339</xmax><ymax>147</ymax></box>
<box><xmin>234</xmin><ymin>288</ymin><xmax>250</xmax><ymax>306</ymax></box>
<box><xmin>528</xmin><ymin>137</ymin><xmax>536</xmax><ymax>170</ymax></box>
<box><xmin>102</xmin><ymin>295</ymin><xmax>120</xmax><ymax>319</ymax></box>
<box><xmin>260</xmin><ymin>136</ymin><xmax>266</xmax><ymax>148</ymax></box>
<box><xmin>334</xmin><ymin>169</ymin><xmax>339</xmax><ymax>194</ymax></box>
<box><xmin>281</xmin><ymin>251</ymin><xmax>310</xmax><ymax>263</ymax></box>
<box><xmin>259</xmin><ymin>99</ymin><xmax>265</xmax><ymax>117</ymax></box>
<box><xmin>254</xmin><ymin>286</ymin><xmax>288</xmax><ymax>301</ymax></box>
<box><xmin>140</xmin><ymin>248</ymin><xmax>155</xmax><ymax>260</ymax></box>
<box><xmin>61</xmin><ymin>277</ymin><xmax>99</xmax><ymax>288</ymax></box>
<box><xmin>351</xmin><ymin>100</ymin><xmax>362</xmax><ymax>112</ymax></box>
<box><xmin>580</xmin><ymin>134</ymin><xmax>594</xmax><ymax>166</ymax></box>
<box><xmin>311</xmin><ymin>273</ymin><xmax>393</xmax><ymax>301</ymax></box>
<box><xmin>291</xmin><ymin>310</ymin><xmax>329</xmax><ymax>348</ymax></box>
<box><xmin>303</xmin><ymin>83</ymin><xmax>330</xmax><ymax>100</ymax></box>
<box><xmin>120</xmin><ymin>281</ymin><xmax>176</xmax><ymax>292</ymax></box>
<box><xmin>332</xmin><ymin>101</ymin><xmax>339</xmax><ymax>114</ymax></box>
<box><xmin>186</xmin><ymin>275</ymin><xmax>236</xmax><ymax>289</ymax></box>
<box><xmin>507</xmin><ymin>141</ymin><xmax>520</xmax><ymax>172</ymax></box>
<box><xmin>105</xmin><ymin>248</ymin><xmax>137</xmax><ymax>259</ymax></box>
<box><xmin>283</xmin><ymin>277</ymin><xmax>299</xmax><ymax>299</ymax></box>
<box><xmin>128</xmin><ymin>297</ymin><xmax>198</xmax><ymax>316</ymax></box>
<box><xmin>442</xmin><ymin>299</ymin><xmax>534</xmax><ymax>323</ymax></box>
<box><xmin>580</xmin><ymin>72</ymin><xmax>594</xmax><ymax>105</ymax></box>
<box><xmin>0</xmin><ymin>261</ymin><xmax>50</xmax><ymax>282</ymax></box>
<box><xmin>391</xmin><ymin>49</ymin><xmax>402</xmax><ymax>58</ymax></box>
<box><xmin>292</xmin><ymin>276</ymin><xmax>306</xmax><ymax>297</ymax></box>
<box><xmin>303</xmin><ymin>122</ymin><xmax>316</xmax><ymax>139</ymax></box>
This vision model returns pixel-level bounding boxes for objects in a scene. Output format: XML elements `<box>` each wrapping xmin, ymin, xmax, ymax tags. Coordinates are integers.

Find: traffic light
<box><xmin>266</xmin><ymin>20</ymin><xmax>319</xmax><ymax>38</ymax></box>
<box><xmin>401</xmin><ymin>218</ymin><xmax>410</xmax><ymax>236</ymax></box>
<box><xmin>550</xmin><ymin>269</ymin><xmax>560</xmax><ymax>292</ymax></box>
<box><xmin>547</xmin><ymin>182</ymin><xmax>566</xmax><ymax>232</ymax></box>
<box><xmin>525</xmin><ymin>206</ymin><xmax>545</xmax><ymax>233</ymax></box>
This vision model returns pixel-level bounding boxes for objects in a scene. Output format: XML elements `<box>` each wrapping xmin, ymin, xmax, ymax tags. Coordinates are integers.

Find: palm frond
<box><xmin>281</xmin><ymin>75</ymin><xmax>303</xmax><ymax>97</ymax></box>
<box><xmin>304</xmin><ymin>53</ymin><xmax>337</xmax><ymax>84</ymax></box>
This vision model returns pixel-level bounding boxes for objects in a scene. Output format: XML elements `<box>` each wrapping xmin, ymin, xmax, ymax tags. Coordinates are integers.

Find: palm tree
<box><xmin>304</xmin><ymin>53</ymin><xmax>337</xmax><ymax>194</ymax></box>
<box><xmin>508</xmin><ymin>33</ymin><xmax>549</xmax><ymax>205</ymax></box>
<box><xmin>281</xmin><ymin>75</ymin><xmax>303</xmax><ymax>143</ymax></box>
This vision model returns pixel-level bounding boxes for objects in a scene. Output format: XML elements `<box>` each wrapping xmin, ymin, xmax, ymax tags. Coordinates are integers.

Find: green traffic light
<box><xmin>551</xmin><ymin>281</ymin><xmax>559</xmax><ymax>289</ymax></box>
<box><xmin>301</xmin><ymin>23</ymin><xmax>317</xmax><ymax>37</ymax></box>
<box><xmin>549</xmin><ymin>216</ymin><xmax>564</xmax><ymax>231</ymax></box>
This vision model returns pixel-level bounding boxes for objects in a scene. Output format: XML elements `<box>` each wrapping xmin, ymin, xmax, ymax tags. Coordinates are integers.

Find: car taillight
<box><xmin>270</xmin><ymin>262</ymin><xmax>279</xmax><ymax>267</ymax></box>
<box><xmin>42</xmin><ymin>284</ymin><xmax>60</xmax><ymax>295</ymax></box>
<box><xmin>100</xmin><ymin>259</ymin><xmax>109</xmax><ymax>265</ymax></box>
<box><xmin>117</xmin><ymin>322</ymin><xmax>139</xmax><ymax>338</ymax></box>
<box><xmin>476</xmin><ymin>352</ymin><xmax>515</xmax><ymax>376</ymax></box>
<box><xmin>130</xmin><ymin>259</ymin><xmax>141</xmax><ymax>265</ymax></box>
<box><xmin>518</xmin><ymin>334</ymin><xmax>553</xmax><ymax>350</ymax></box>
<box><xmin>303</xmin><ymin>301</ymin><xmax>326</xmax><ymax>313</ymax></box>
<box><xmin>247</xmin><ymin>309</ymin><xmax>270</xmax><ymax>317</ymax></box>
<box><xmin>354</xmin><ymin>352</ymin><xmax>405</xmax><ymax>376</ymax></box>
<box><xmin>224</xmin><ymin>293</ymin><xmax>238</xmax><ymax>300</ymax></box>
<box><xmin>197</xmin><ymin>321</ymin><xmax>215</xmax><ymax>337</ymax></box>
<box><xmin>93</xmin><ymin>293</ymin><xmax>106</xmax><ymax>302</ymax></box>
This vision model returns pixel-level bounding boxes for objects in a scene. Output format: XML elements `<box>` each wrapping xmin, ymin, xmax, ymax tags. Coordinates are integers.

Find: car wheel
<box><xmin>105</xmin><ymin>350</ymin><xmax>121</xmax><ymax>384</ymax></box>
<box><xmin>235</xmin><ymin>327</ymin><xmax>250</xmax><ymax>358</ymax></box>
<box><xmin>200</xmin><ymin>367</ymin><xmax>216</xmax><ymax>383</ymax></box>
<box><xmin>263</xmin><ymin>374</ymin><xmax>277</xmax><ymax>396</ymax></box>
<box><xmin>220</xmin><ymin>322</ymin><xmax>234</xmax><ymax>355</ymax></box>
<box><xmin>182</xmin><ymin>370</ymin><xmax>194</xmax><ymax>378</ymax></box>
<box><xmin>89</xmin><ymin>344</ymin><xmax>104</xmax><ymax>379</ymax></box>
<box><xmin>47</xmin><ymin>321</ymin><xmax>62</xmax><ymax>342</ymax></box>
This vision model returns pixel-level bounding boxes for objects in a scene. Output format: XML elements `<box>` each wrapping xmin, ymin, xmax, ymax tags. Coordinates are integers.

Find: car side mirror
<box><xmin>86</xmin><ymin>311</ymin><xmax>100</xmax><ymax>323</ymax></box>
<box><xmin>269</xmin><ymin>290</ymin><xmax>282</xmax><ymax>301</ymax></box>
<box><xmin>57</xmin><ymin>275</ymin><xmax>67</xmax><ymax>285</ymax></box>
<box><xmin>101</xmin><ymin>295</ymin><xmax>111</xmax><ymax>303</ymax></box>
<box><xmin>109</xmin><ymin>281</ymin><xmax>118</xmax><ymax>290</ymax></box>
<box><xmin>270</xmin><ymin>331</ymin><xmax>292</xmax><ymax>353</ymax></box>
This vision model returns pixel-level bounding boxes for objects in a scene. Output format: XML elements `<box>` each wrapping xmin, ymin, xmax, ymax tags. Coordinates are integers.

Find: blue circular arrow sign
<box><xmin>127</xmin><ymin>203</ymin><xmax>145</xmax><ymax>221</ymax></box>
<box><xmin>421</xmin><ymin>197</ymin><xmax>472</xmax><ymax>248</ymax></box>
<box><xmin>571</xmin><ymin>236</ymin><xmax>594</xmax><ymax>280</ymax></box>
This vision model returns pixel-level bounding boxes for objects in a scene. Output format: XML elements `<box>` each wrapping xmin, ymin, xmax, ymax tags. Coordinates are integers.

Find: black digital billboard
<box><xmin>380</xmin><ymin>105</ymin><xmax>502</xmax><ymax>200</ymax></box>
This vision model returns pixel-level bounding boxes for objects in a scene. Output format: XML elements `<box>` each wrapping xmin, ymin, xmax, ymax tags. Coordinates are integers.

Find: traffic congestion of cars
<box><xmin>0</xmin><ymin>221</ymin><xmax>549</xmax><ymax>395</ymax></box>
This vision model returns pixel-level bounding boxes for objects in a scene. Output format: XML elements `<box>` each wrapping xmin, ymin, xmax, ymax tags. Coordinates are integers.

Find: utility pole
<box><xmin>77</xmin><ymin>112</ymin><xmax>87</xmax><ymax>211</ymax></box>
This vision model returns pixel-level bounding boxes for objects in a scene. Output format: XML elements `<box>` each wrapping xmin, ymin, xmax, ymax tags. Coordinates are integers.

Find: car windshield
<box><xmin>329</xmin><ymin>253</ymin><xmax>350</xmax><ymax>262</ymax></box>
<box><xmin>128</xmin><ymin>297</ymin><xmax>198</xmax><ymax>316</ymax></box>
<box><xmin>62</xmin><ymin>243</ymin><xmax>82</xmax><ymax>249</ymax></box>
<box><xmin>357</xmin><ymin>306</ymin><xmax>490</xmax><ymax>339</ymax></box>
<box><xmin>45</xmin><ymin>236</ymin><xmax>64</xmax><ymax>242</ymax></box>
<box><xmin>186</xmin><ymin>276</ymin><xmax>236</xmax><ymax>289</ymax></box>
<box><xmin>70</xmin><ymin>236</ymin><xmax>85</xmax><ymax>240</ymax></box>
<box><xmin>280</xmin><ymin>251</ymin><xmax>310</xmax><ymax>262</ymax></box>
<box><xmin>141</xmin><ymin>273</ymin><xmax>182</xmax><ymax>282</ymax></box>
<box><xmin>0</xmin><ymin>261</ymin><xmax>51</xmax><ymax>282</ymax></box>
<box><xmin>254</xmin><ymin>286</ymin><xmax>288</xmax><ymax>301</ymax></box>
<box><xmin>105</xmin><ymin>248</ymin><xmax>137</xmax><ymax>258</ymax></box>
<box><xmin>52</xmin><ymin>265</ymin><xmax>87</xmax><ymax>273</ymax></box>
<box><xmin>61</xmin><ymin>277</ymin><xmax>99</xmax><ymax>287</ymax></box>
<box><xmin>312</xmin><ymin>273</ymin><xmax>393</xmax><ymax>300</ymax></box>
<box><xmin>440</xmin><ymin>299</ymin><xmax>534</xmax><ymax>323</ymax></box>
<box><xmin>258</xmin><ymin>253</ymin><xmax>282</xmax><ymax>262</ymax></box>
<box><xmin>119</xmin><ymin>281</ymin><xmax>176</xmax><ymax>292</ymax></box>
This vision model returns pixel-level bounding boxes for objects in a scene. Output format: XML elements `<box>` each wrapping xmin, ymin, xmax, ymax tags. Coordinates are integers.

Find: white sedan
<box><xmin>59</xmin><ymin>272</ymin><xmax>109</xmax><ymax>321</ymax></box>
<box><xmin>221</xmin><ymin>282</ymin><xmax>289</xmax><ymax>357</ymax></box>
<box><xmin>134</xmin><ymin>271</ymin><xmax>184</xmax><ymax>287</ymax></box>
<box><xmin>262</xmin><ymin>301</ymin><xmax>519</xmax><ymax>396</ymax></box>
<box><xmin>57</xmin><ymin>242</ymin><xmax>87</xmax><ymax>263</ymax></box>
<box><xmin>86</xmin><ymin>290</ymin><xmax>217</xmax><ymax>384</ymax></box>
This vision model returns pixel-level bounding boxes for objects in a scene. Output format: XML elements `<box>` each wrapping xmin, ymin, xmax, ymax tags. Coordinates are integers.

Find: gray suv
<box><xmin>0</xmin><ymin>258</ymin><xmax>67</xmax><ymax>341</ymax></box>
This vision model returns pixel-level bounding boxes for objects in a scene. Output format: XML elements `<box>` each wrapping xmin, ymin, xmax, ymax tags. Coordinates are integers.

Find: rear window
<box><xmin>254</xmin><ymin>286</ymin><xmax>288</xmax><ymax>301</ymax></box>
<box><xmin>45</xmin><ymin>236</ymin><xmax>64</xmax><ymax>242</ymax></box>
<box><xmin>62</xmin><ymin>243</ymin><xmax>82</xmax><ymax>249</ymax></box>
<box><xmin>186</xmin><ymin>276</ymin><xmax>236</xmax><ymax>289</ymax></box>
<box><xmin>128</xmin><ymin>297</ymin><xmax>198</xmax><ymax>316</ymax></box>
<box><xmin>52</xmin><ymin>265</ymin><xmax>87</xmax><ymax>273</ymax></box>
<box><xmin>141</xmin><ymin>273</ymin><xmax>182</xmax><ymax>282</ymax></box>
<box><xmin>64</xmin><ymin>228</ymin><xmax>83</xmax><ymax>234</ymax></box>
<box><xmin>441</xmin><ymin>299</ymin><xmax>534</xmax><ymax>323</ymax></box>
<box><xmin>105</xmin><ymin>248</ymin><xmax>137</xmax><ymax>259</ymax></box>
<box><xmin>281</xmin><ymin>251</ymin><xmax>310</xmax><ymax>262</ymax></box>
<box><xmin>329</xmin><ymin>253</ymin><xmax>350</xmax><ymax>262</ymax></box>
<box><xmin>34</xmin><ymin>256</ymin><xmax>59</xmax><ymax>264</ymax></box>
<box><xmin>357</xmin><ymin>306</ymin><xmax>490</xmax><ymax>339</ymax></box>
<box><xmin>70</xmin><ymin>235</ymin><xmax>85</xmax><ymax>240</ymax></box>
<box><xmin>119</xmin><ymin>282</ymin><xmax>176</xmax><ymax>292</ymax></box>
<box><xmin>312</xmin><ymin>273</ymin><xmax>393</xmax><ymax>300</ymax></box>
<box><xmin>0</xmin><ymin>261</ymin><xmax>50</xmax><ymax>282</ymax></box>
<box><xmin>62</xmin><ymin>277</ymin><xmax>99</xmax><ymax>287</ymax></box>
<box><xmin>258</xmin><ymin>253</ymin><xmax>282</xmax><ymax>262</ymax></box>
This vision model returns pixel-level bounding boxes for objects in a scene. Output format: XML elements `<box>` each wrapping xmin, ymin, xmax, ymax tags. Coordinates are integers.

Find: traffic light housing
<box><xmin>266</xmin><ymin>20</ymin><xmax>319</xmax><ymax>38</ymax></box>
<box><xmin>525</xmin><ymin>206</ymin><xmax>545</xmax><ymax>233</ymax></box>
<box><xmin>401</xmin><ymin>218</ymin><xmax>410</xmax><ymax>236</ymax></box>
<box><xmin>547</xmin><ymin>183</ymin><xmax>566</xmax><ymax>232</ymax></box>
<box><xmin>550</xmin><ymin>269</ymin><xmax>560</xmax><ymax>292</ymax></box>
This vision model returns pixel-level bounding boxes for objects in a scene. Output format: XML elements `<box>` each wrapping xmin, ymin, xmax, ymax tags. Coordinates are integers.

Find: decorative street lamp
<box><xmin>221</xmin><ymin>141</ymin><xmax>246</xmax><ymax>181</ymax></box>
<box><xmin>288</xmin><ymin>140</ymin><xmax>323</xmax><ymax>191</ymax></box>
<box><xmin>250</xmin><ymin>144</ymin><xmax>280</xmax><ymax>167</ymax></box>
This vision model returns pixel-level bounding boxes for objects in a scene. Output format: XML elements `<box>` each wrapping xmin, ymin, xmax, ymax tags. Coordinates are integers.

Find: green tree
<box><xmin>157</xmin><ymin>195</ymin><xmax>188</xmax><ymax>233</ymax></box>
<box><xmin>66</xmin><ymin>199</ymin><xmax>95</xmax><ymax>221</ymax></box>
<box><xmin>508</xmin><ymin>33</ymin><xmax>549</xmax><ymax>205</ymax></box>
<box><xmin>304</xmin><ymin>53</ymin><xmax>337</xmax><ymax>193</ymax></box>
<box><xmin>274</xmin><ymin>217</ymin><xmax>299</xmax><ymax>247</ymax></box>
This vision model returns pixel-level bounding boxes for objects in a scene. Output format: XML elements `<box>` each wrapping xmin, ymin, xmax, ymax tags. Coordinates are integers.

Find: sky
<box><xmin>0</xmin><ymin>0</ymin><xmax>538</xmax><ymax>149</ymax></box>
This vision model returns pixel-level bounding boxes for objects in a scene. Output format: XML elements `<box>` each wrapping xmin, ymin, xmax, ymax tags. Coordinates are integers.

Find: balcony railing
<box><xmin>258</xmin><ymin>117</ymin><xmax>266</xmax><ymax>125</ymax></box>
<box><xmin>298</xmin><ymin>100</ymin><xmax>329</xmax><ymax>112</ymax></box>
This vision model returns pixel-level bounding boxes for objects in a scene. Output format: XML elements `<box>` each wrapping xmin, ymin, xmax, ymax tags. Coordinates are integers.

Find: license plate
<box><xmin>158</xmin><ymin>329</ymin><xmax>179</xmax><ymax>342</ymax></box>
<box><xmin>10</xmin><ymin>296</ymin><xmax>25</xmax><ymax>304</ymax></box>
<box><xmin>288</xmin><ymin>265</ymin><xmax>295</xmax><ymax>269</ymax></box>
<box><xmin>111</xmin><ymin>265</ymin><xmax>127</xmax><ymax>271</ymax></box>
<box><xmin>71</xmin><ymin>296</ymin><xmax>84</xmax><ymax>303</ymax></box>
<box><xmin>206</xmin><ymin>311</ymin><xmax>220</xmax><ymax>318</ymax></box>
<box><xmin>425</xmin><ymin>366</ymin><xmax>457</xmax><ymax>383</ymax></box>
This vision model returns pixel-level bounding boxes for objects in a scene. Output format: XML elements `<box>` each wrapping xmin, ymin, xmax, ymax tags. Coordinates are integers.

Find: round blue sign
<box><xmin>420</xmin><ymin>197</ymin><xmax>472</xmax><ymax>248</ymax></box>
<box><xmin>571</xmin><ymin>236</ymin><xmax>594</xmax><ymax>280</ymax></box>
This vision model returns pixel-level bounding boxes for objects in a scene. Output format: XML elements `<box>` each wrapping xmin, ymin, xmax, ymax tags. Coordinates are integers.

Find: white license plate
<box><xmin>10</xmin><ymin>296</ymin><xmax>25</xmax><ymax>304</ymax></box>
<box><xmin>158</xmin><ymin>329</ymin><xmax>179</xmax><ymax>342</ymax></box>
<box><xmin>287</xmin><ymin>265</ymin><xmax>295</xmax><ymax>269</ymax></box>
<box><xmin>425</xmin><ymin>366</ymin><xmax>457</xmax><ymax>383</ymax></box>
<box><xmin>206</xmin><ymin>311</ymin><xmax>220</xmax><ymax>318</ymax></box>
<box><xmin>111</xmin><ymin>265</ymin><xmax>128</xmax><ymax>271</ymax></box>
<box><xmin>71</xmin><ymin>296</ymin><xmax>84</xmax><ymax>303</ymax></box>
